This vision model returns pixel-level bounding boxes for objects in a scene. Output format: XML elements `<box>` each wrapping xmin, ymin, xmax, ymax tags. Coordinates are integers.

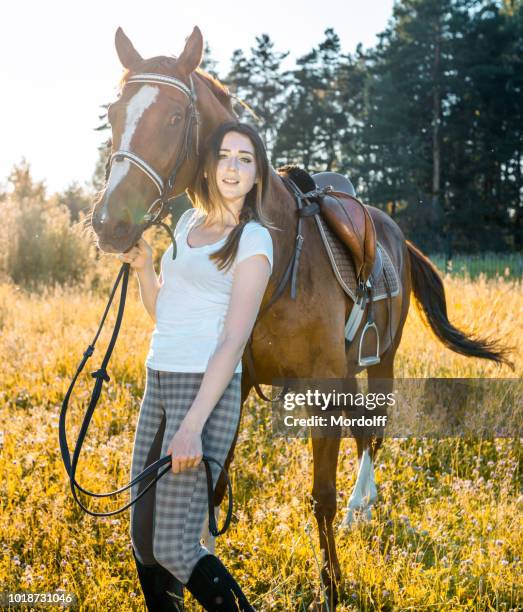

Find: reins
<box><xmin>58</xmin><ymin>261</ymin><xmax>232</xmax><ymax>534</ymax></box>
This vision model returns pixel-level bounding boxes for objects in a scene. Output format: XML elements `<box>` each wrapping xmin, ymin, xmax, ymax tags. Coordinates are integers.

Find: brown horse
<box><xmin>91</xmin><ymin>26</ymin><xmax>512</xmax><ymax>610</ymax></box>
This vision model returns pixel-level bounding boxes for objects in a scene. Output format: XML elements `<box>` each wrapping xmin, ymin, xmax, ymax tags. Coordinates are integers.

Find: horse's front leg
<box><xmin>309</xmin><ymin>433</ymin><xmax>342</xmax><ymax>611</ymax></box>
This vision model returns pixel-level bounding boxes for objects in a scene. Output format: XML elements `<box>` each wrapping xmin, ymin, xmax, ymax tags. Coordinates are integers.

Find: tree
<box><xmin>225</xmin><ymin>34</ymin><xmax>291</xmax><ymax>152</ymax></box>
<box><xmin>56</xmin><ymin>182</ymin><xmax>92</xmax><ymax>223</ymax></box>
<box><xmin>0</xmin><ymin>161</ymin><xmax>93</xmax><ymax>288</ymax></box>
<box><xmin>274</xmin><ymin>29</ymin><xmax>347</xmax><ymax>171</ymax></box>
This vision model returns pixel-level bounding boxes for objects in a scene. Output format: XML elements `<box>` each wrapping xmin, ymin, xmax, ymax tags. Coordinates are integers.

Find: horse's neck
<box><xmin>266</xmin><ymin>168</ymin><xmax>299</xmax><ymax>275</ymax></box>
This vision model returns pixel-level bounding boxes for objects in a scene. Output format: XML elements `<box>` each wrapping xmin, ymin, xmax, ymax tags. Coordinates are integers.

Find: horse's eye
<box><xmin>168</xmin><ymin>113</ymin><xmax>182</xmax><ymax>127</ymax></box>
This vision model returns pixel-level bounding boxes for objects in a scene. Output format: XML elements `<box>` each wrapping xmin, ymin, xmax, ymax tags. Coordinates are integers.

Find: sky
<box><xmin>1</xmin><ymin>0</ymin><xmax>395</xmax><ymax>194</ymax></box>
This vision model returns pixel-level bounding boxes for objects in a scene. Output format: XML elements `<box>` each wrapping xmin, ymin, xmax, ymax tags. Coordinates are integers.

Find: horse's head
<box><xmin>91</xmin><ymin>26</ymin><xmax>231</xmax><ymax>253</ymax></box>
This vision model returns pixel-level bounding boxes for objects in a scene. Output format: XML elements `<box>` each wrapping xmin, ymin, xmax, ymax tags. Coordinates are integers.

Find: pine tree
<box><xmin>273</xmin><ymin>29</ymin><xmax>347</xmax><ymax>171</ymax></box>
<box><xmin>225</xmin><ymin>35</ymin><xmax>290</xmax><ymax>152</ymax></box>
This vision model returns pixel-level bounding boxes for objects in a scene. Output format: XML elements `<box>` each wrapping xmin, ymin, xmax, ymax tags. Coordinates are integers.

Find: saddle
<box><xmin>312</xmin><ymin>172</ymin><xmax>377</xmax><ymax>284</ymax></box>
<box><xmin>277</xmin><ymin>166</ymin><xmax>389</xmax><ymax>368</ymax></box>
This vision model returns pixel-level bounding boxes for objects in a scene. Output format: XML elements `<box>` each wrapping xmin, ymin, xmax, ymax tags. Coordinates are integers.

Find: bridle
<box><xmin>59</xmin><ymin>71</ymin><xmax>233</xmax><ymax>535</ymax></box>
<box><xmin>105</xmin><ymin>72</ymin><xmax>201</xmax><ymax>252</ymax></box>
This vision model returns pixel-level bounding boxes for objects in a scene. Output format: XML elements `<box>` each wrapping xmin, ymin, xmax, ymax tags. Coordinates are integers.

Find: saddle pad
<box><xmin>314</xmin><ymin>214</ymin><xmax>399</xmax><ymax>302</ymax></box>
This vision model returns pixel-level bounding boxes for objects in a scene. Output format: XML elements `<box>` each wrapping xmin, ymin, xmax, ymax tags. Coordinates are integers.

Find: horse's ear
<box><xmin>115</xmin><ymin>27</ymin><xmax>143</xmax><ymax>69</ymax></box>
<box><xmin>176</xmin><ymin>26</ymin><xmax>204</xmax><ymax>77</ymax></box>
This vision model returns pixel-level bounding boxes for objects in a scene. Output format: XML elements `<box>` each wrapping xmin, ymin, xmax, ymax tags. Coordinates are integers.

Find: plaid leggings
<box><xmin>129</xmin><ymin>367</ymin><xmax>241</xmax><ymax>584</ymax></box>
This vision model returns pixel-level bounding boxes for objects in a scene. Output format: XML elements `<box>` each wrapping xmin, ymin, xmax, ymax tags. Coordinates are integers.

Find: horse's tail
<box><xmin>406</xmin><ymin>240</ymin><xmax>513</xmax><ymax>369</ymax></box>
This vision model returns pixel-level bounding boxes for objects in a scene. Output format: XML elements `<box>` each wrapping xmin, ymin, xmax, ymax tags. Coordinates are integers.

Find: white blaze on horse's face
<box><xmin>100</xmin><ymin>85</ymin><xmax>160</xmax><ymax>222</ymax></box>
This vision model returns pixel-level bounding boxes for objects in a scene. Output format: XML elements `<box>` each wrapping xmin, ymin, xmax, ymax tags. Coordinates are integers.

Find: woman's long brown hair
<box><xmin>189</xmin><ymin>121</ymin><xmax>275</xmax><ymax>272</ymax></box>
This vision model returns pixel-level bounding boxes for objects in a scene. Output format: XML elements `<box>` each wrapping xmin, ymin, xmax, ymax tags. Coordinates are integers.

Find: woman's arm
<box><xmin>118</xmin><ymin>238</ymin><xmax>161</xmax><ymax>324</ymax></box>
<box><xmin>167</xmin><ymin>254</ymin><xmax>271</xmax><ymax>472</ymax></box>
<box><xmin>137</xmin><ymin>264</ymin><xmax>161</xmax><ymax>324</ymax></box>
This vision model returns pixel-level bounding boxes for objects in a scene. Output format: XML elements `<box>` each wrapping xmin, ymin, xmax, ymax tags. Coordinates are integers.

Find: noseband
<box><xmin>106</xmin><ymin>72</ymin><xmax>200</xmax><ymax>229</ymax></box>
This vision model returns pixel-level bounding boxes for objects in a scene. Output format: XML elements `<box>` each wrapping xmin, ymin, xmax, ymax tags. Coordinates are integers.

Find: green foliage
<box><xmin>55</xmin><ymin>182</ymin><xmax>92</xmax><ymax>223</ymax></box>
<box><xmin>225</xmin><ymin>34</ymin><xmax>291</xmax><ymax>153</ymax></box>
<box><xmin>219</xmin><ymin>2</ymin><xmax>522</xmax><ymax>254</ymax></box>
<box><xmin>274</xmin><ymin>28</ymin><xmax>348</xmax><ymax>171</ymax></box>
<box><xmin>0</xmin><ymin>161</ymin><xmax>94</xmax><ymax>290</ymax></box>
<box><xmin>341</xmin><ymin>0</ymin><xmax>523</xmax><ymax>253</ymax></box>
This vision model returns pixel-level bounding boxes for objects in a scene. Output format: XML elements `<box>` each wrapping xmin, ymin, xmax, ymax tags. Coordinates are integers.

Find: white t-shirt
<box><xmin>145</xmin><ymin>208</ymin><xmax>273</xmax><ymax>373</ymax></box>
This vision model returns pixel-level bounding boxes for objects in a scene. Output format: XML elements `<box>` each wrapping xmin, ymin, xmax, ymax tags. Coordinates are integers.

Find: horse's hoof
<box><xmin>340</xmin><ymin>505</ymin><xmax>372</xmax><ymax>530</ymax></box>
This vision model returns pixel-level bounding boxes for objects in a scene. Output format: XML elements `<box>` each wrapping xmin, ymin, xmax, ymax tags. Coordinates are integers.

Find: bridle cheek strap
<box><xmin>107</xmin><ymin>72</ymin><xmax>200</xmax><ymax>227</ymax></box>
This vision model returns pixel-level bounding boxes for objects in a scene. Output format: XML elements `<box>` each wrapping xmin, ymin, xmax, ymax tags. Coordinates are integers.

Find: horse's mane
<box><xmin>194</xmin><ymin>68</ymin><xmax>233</xmax><ymax>112</ymax></box>
<box><xmin>277</xmin><ymin>164</ymin><xmax>316</xmax><ymax>193</ymax></box>
<box><xmin>118</xmin><ymin>56</ymin><xmax>233</xmax><ymax>113</ymax></box>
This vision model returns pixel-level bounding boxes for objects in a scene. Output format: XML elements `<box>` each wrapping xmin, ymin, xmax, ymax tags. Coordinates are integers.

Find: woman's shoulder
<box><xmin>243</xmin><ymin>220</ymin><xmax>272</xmax><ymax>240</ymax></box>
<box><xmin>236</xmin><ymin>220</ymin><xmax>273</xmax><ymax>271</ymax></box>
<box><xmin>175</xmin><ymin>207</ymin><xmax>200</xmax><ymax>235</ymax></box>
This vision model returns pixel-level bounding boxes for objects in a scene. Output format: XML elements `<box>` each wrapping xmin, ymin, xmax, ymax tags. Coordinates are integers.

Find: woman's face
<box><xmin>215</xmin><ymin>131</ymin><xmax>258</xmax><ymax>206</ymax></box>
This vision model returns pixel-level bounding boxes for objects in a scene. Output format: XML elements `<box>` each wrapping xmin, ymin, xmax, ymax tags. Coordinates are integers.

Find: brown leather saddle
<box><xmin>312</xmin><ymin>172</ymin><xmax>377</xmax><ymax>284</ymax></box>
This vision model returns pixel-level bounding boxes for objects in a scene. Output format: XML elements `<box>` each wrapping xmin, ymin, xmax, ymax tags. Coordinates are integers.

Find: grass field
<box><xmin>0</xmin><ymin>269</ymin><xmax>521</xmax><ymax>611</ymax></box>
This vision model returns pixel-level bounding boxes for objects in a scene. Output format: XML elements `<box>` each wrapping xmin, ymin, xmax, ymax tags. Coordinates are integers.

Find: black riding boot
<box><xmin>185</xmin><ymin>554</ymin><xmax>255</xmax><ymax>611</ymax></box>
<box><xmin>132</xmin><ymin>548</ymin><xmax>184</xmax><ymax>611</ymax></box>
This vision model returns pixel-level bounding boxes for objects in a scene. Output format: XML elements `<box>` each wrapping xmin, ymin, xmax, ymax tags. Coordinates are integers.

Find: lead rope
<box><xmin>59</xmin><ymin>226</ymin><xmax>233</xmax><ymax>533</ymax></box>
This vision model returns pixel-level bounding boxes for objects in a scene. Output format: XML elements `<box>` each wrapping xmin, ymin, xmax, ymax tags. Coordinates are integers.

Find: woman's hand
<box><xmin>117</xmin><ymin>238</ymin><xmax>153</xmax><ymax>271</ymax></box>
<box><xmin>167</xmin><ymin>422</ymin><xmax>203</xmax><ymax>474</ymax></box>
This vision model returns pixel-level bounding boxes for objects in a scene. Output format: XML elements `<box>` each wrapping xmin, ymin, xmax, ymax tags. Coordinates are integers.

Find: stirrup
<box><xmin>358</xmin><ymin>320</ymin><xmax>380</xmax><ymax>367</ymax></box>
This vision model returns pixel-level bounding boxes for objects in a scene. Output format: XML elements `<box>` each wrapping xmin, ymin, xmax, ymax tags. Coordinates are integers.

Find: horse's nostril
<box><xmin>113</xmin><ymin>220</ymin><xmax>131</xmax><ymax>239</ymax></box>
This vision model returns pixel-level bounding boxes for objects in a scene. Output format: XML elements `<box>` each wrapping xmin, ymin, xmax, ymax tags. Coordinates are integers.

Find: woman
<box><xmin>119</xmin><ymin>121</ymin><xmax>274</xmax><ymax>611</ymax></box>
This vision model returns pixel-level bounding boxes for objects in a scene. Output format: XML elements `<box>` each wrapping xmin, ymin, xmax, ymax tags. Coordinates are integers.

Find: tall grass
<box><xmin>0</xmin><ymin>275</ymin><xmax>521</xmax><ymax>610</ymax></box>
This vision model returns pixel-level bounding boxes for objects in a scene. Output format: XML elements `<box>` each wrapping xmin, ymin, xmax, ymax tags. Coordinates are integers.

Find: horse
<box><xmin>90</xmin><ymin>26</ymin><xmax>512</xmax><ymax>610</ymax></box>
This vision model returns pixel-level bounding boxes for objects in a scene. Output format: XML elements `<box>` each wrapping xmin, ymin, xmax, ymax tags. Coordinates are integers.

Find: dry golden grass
<box><xmin>0</xmin><ymin>270</ymin><xmax>521</xmax><ymax>611</ymax></box>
